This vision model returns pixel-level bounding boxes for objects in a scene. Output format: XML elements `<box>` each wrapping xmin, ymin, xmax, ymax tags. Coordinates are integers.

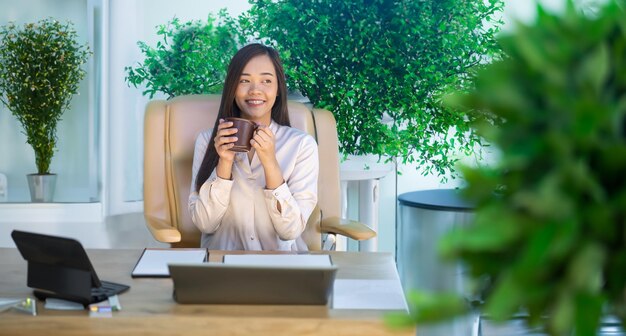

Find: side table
<box><xmin>339</xmin><ymin>159</ymin><xmax>394</xmax><ymax>252</ymax></box>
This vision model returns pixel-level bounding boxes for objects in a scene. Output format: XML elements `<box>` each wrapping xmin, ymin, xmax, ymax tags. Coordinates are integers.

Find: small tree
<box><xmin>389</xmin><ymin>1</ymin><xmax>626</xmax><ymax>335</ymax></box>
<box><xmin>0</xmin><ymin>19</ymin><xmax>90</xmax><ymax>174</ymax></box>
<box><xmin>125</xmin><ymin>10</ymin><xmax>241</xmax><ymax>99</ymax></box>
<box><xmin>241</xmin><ymin>0</ymin><xmax>503</xmax><ymax>176</ymax></box>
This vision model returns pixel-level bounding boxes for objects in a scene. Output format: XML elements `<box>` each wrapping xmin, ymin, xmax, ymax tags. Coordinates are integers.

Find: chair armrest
<box><xmin>144</xmin><ymin>215</ymin><xmax>182</xmax><ymax>243</ymax></box>
<box><xmin>321</xmin><ymin>217</ymin><xmax>376</xmax><ymax>241</ymax></box>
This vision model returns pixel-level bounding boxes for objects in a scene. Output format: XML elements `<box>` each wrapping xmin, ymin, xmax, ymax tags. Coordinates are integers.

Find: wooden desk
<box><xmin>0</xmin><ymin>249</ymin><xmax>414</xmax><ymax>336</ymax></box>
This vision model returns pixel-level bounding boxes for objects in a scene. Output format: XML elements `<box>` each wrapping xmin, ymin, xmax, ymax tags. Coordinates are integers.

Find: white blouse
<box><xmin>188</xmin><ymin>121</ymin><xmax>319</xmax><ymax>251</ymax></box>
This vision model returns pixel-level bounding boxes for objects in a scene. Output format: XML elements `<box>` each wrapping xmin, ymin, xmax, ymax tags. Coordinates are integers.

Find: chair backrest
<box><xmin>143</xmin><ymin>94</ymin><xmax>343</xmax><ymax>250</ymax></box>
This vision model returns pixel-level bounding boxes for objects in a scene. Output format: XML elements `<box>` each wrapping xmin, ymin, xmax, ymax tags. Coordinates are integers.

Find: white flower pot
<box><xmin>27</xmin><ymin>173</ymin><xmax>57</xmax><ymax>202</ymax></box>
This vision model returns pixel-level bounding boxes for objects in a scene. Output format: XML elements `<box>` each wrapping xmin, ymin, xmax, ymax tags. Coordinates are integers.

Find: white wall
<box><xmin>106</xmin><ymin>0</ymin><xmax>251</xmax><ymax>215</ymax></box>
<box><xmin>501</xmin><ymin>0</ymin><xmax>605</xmax><ymax>31</ymax></box>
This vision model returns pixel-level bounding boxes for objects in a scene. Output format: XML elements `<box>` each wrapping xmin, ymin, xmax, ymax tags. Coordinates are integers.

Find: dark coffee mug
<box><xmin>225</xmin><ymin>117</ymin><xmax>257</xmax><ymax>152</ymax></box>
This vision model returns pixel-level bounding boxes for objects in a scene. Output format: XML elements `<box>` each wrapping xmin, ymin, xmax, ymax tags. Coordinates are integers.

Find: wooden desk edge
<box><xmin>0</xmin><ymin>315</ymin><xmax>416</xmax><ymax>336</ymax></box>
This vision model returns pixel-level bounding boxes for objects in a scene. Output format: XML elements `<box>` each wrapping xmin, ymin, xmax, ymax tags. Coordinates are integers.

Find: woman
<box><xmin>188</xmin><ymin>43</ymin><xmax>319</xmax><ymax>251</ymax></box>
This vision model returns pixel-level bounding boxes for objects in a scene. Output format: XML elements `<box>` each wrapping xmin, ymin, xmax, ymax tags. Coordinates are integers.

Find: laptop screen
<box><xmin>169</xmin><ymin>262</ymin><xmax>338</xmax><ymax>305</ymax></box>
<box><xmin>11</xmin><ymin>230</ymin><xmax>102</xmax><ymax>288</ymax></box>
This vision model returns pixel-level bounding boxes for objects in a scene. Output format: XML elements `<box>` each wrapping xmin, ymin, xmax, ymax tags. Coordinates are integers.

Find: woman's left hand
<box><xmin>251</xmin><ymin>125</ymin><xmax>277</xmax><ymax>165</ymax></box>
<box><xmin>252</xmin><ymin>125</ymin><xmax>284</xmax><ymax>190</ymax></box>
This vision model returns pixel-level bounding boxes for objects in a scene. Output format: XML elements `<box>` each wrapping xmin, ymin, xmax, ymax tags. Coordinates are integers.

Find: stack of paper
<box><xmin>131</xmin><ymin>248</ymin><xmax>207</xmax><ymax>277</ymax></box>
<box><xmin>223</xmin><ymin>254</ymin><xmax>332</xmax><ymax>267</ymax></box>
<box><xmin>332</xmin><ymin>279</ymin><xmax>408</xmax><ymax>310</ymax></box>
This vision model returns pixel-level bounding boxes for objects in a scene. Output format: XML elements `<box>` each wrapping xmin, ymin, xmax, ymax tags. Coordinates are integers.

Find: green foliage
<box><xmin>0</xmin><ymin>19</ymin><xmax>91</xmax><ymax>174</ymax></box>
<box><xmin>386</xmin><ymin>291</ymin><xmax>468</xmax><ymax>328</ymax></box>
<box><xmin>241</xmin><ymin>0</ymin><xmax>503</xmax><ymax>176</ymax></box>
<box><xmin>430</xmin><ymin>1</ymin><xmax>626</xmax><ymax>335</ymax></box>
<box><xmin>125</xmin><ymin>10</ymin><xmax>241</xmax><ymax>99</ymax></box>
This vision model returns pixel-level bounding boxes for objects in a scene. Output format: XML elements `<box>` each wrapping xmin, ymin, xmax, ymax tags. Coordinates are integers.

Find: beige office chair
<box><xmin>143</xmin><ymin>94</ymin><xmax>375</xmax><ymax>250</ymax></box>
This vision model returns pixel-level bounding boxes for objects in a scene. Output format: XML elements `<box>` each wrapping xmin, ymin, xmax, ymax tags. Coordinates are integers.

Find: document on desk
<box><xmin>131</xmin><ymin>248</ymin><xmax>207</xmax><ymax>278</ymax></box>
<box><xmin>333</xmin><ymin>279</ymin><xmax>409</xmax><ymax>311</ymax></box>
<box><xmin>223</xmin><ymin>254</ymin><xmax>332</xmax><ymax>267</ymax></box>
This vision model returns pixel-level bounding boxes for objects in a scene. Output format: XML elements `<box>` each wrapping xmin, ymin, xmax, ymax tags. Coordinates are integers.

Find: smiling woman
<box><xmin>235</xmin><ymin>55</ymin><xmax>278</xmax><ymax>125</ymax></box>
<box><xmin>188</xmin><ymin>43</ymin><xmax>319</xmax><ymax>252</ymax></box>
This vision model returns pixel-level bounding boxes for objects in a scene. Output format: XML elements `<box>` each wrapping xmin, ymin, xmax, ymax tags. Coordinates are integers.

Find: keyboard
<box><xmin>90</xmin><ymin>280</ymin><xmax>130</xmax><ymax>303</ymax></box>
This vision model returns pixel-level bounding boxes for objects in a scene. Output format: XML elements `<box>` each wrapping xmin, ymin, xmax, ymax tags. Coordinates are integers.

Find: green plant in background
<box><xmin>389</xmin><ymin>1</ymin><xmax>626</xmax><ymax>335</ymax></box>
<box><xmin>241</xmin><ymin>0</ymin><xmax>503</xmax><ymax>176</ymax></box>
<box><xmin>0</xmin><ymin>19</ymin><xmax>91</xmax><ymax>174</ymax></box>
<box><xmin>125</xmin><ymin>9</ymin><xmax>240</xmax><ymax>99</ymax></box>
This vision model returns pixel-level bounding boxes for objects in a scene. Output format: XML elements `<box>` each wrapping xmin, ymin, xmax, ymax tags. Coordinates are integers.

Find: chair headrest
<box><xmin>166</xmin><ymin>95</ymin><xmax>317</xmax><ymax>162</ymax></box>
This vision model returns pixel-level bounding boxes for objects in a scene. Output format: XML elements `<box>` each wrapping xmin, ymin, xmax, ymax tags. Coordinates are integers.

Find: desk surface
<box><xmin>0</xmin><ymin>248</ymin><xmax>414</xmax><ymax>336</ymax></box>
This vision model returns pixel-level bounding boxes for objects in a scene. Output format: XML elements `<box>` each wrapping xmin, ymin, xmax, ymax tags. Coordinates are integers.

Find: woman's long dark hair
<box><xmin>195</xmin><ymin>43</ymin><xmax>290</xmax><ymax>192</ymax></box>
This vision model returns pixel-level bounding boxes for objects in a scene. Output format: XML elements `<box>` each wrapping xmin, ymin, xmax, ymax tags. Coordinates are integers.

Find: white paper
<box><xmin>132</xmin><ymin>249</ymin><xmax>207</xmax><ymax>277</ymax></box>
<box><xmin>223</xmin><ymin>254</ymin><xmax>332</xmax><ymax>267</ymax></box>
<box><xmin>332</xmin><ymin>279</ymin><xmax>408</xmax><ymax>311</ymax></box>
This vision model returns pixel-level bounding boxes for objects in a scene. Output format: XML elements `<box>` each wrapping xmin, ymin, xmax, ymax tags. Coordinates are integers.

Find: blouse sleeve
<box><xmin>263</xmin><ymin>134</ymin><xmax>319</xmax><ymax>240</ymax></box>
<box><xmin>188</xmin><ymin>131</ymin><xmax>233</xmax><ymax>234</ymax></box>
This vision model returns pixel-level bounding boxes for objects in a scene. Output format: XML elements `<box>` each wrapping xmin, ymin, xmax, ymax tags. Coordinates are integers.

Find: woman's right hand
<box><xmin>214</xmin><ymin>119</ymin><xmax>237</xmax><ymax>163</ymax></box>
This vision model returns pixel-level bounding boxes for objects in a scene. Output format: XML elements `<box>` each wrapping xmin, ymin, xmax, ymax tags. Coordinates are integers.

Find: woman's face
<box><xmin>235</xmin><ymin>54</ymin><xmax>278</xmax><ymax>125</ymax></box>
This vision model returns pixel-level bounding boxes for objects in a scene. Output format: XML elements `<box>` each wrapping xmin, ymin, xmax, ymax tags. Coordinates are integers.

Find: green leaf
<box><xmin>574</xmin><ymin>293</ymin><xmax>604</xmax><ymax>336</ymax></box>
<box><xmin>577</xmin><ymin>42</ymin><xmax>609</xmax><ymax>93</ymax></box>
<box><xmin>567</xmin><ymin>243</ymin><xmax>605</xmax><ymax>292</ymax></box>
<box><xmin>402</xmin><ymin>291</ymin><xmax>469</xmax><ymax>323</ymax></box>
<box><xmin>384</xmin><ymin>312</ymin><xmax>418</xmax><ymax>329</ymax></box>
<box><xmin>484</xmin><ymin>273</ymin><xmax>524</xmax><ymax>321</ymax></box>
<box><xmin>439</xmin><ymin>205</ymin><xmax>521</xmax><ymax>255</ymax></box>
<box><xmin>551</xmin><ymin>291</ymin><xmax>575</xmax><ymax>335</ymax></box>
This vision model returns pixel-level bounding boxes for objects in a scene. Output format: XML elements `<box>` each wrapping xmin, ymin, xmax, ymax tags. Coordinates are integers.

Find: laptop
<box><xmin>169</xmin><ymin>263</ymin><xmax>338</xmax><ymax>305</ymax></box>
<box><xmin>11</xmin><ymin>230</ymin><xmax>130</xmax><ymax>306</ymax></box>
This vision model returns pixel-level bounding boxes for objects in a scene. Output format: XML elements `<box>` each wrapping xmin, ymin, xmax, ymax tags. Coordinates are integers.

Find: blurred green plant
<box><xmin>0</xmin><ymin>19</ymin><xmax>91</xmax><ymax>174</ymax></box>
<box><xmin>241</xmin><ymin>0</ymin><xmax>503</xmax><ymax>176</ymax></box>
<box><xmin>388</xmin><ymin>1</ymin><xmax>626</xmax><ymax>335</ymax></box>
<box><xmin>125</xmin><ymin>9</ymin><xmax>240</xmax><ymax>99</ymax></box>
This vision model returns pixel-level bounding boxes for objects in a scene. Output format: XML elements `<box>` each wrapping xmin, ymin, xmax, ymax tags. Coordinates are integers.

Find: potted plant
<box><xmin>125</xmin><ymin>10</ymin><xmax>240</xmax><ymax>99</ymax></box>
<box><xmin>0</xmin><ymin>18</ymin><xmax>91</xmax><ymax>202</ymax></box>
<box><xmin>241</xmin><ymin>0</ymin><xmax>503</xmax><ymax>177</ymax></box>
<box><xmin>389</xmin><ymin>1</ymin><xmax>626</xmax><ymax>335</ymax></box>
